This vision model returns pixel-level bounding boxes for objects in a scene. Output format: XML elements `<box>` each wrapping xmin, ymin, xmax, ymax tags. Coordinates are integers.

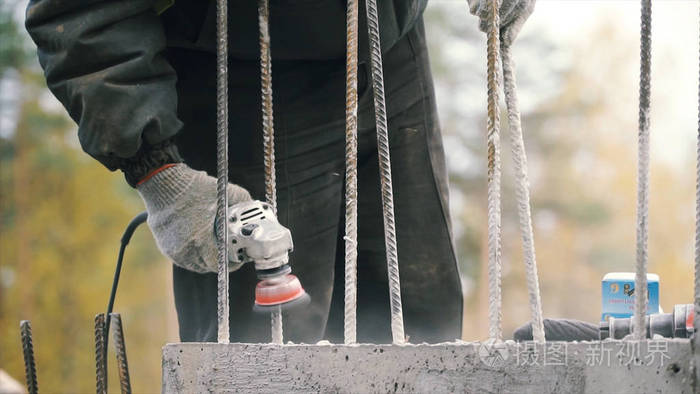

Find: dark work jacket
<box><xmin>25</xmin><ymin>0</ymin><xmax>428</xmax><ymax>170</ymax></box>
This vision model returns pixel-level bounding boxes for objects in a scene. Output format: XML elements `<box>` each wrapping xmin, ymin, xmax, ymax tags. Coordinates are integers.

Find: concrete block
<box><xmin>162</xmin><ymin>339</ymin><xmax>695</xmax><ymax>393</ymax></box>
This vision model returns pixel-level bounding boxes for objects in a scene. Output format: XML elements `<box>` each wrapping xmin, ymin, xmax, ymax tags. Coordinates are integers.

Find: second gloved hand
<box><xmin>137</xmin><ymin>163</ymin><xmax>252</xmax><ymax>273</ymax></box>
<box><xmin>467</xmin><ymin>0</ymin><xmax>535</xmax><ymax>46</ymax></box>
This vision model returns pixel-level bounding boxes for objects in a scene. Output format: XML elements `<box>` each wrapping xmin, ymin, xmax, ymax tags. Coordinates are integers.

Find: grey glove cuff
<box><xmin>136</xmin><ymin>164</ymin><xmax>197</xmax><ymax>211</ymax></box>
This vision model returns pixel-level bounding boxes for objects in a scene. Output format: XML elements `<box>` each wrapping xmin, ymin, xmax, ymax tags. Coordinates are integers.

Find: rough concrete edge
<box><xmin>162</xmin><ymin>339</ymin><xmax>695</xmax><ymax>393</ymax></box>
<box><xmin>163</xmin><ymin>338</ymin><xmax>693</xmax><ymax>347</ymax></box>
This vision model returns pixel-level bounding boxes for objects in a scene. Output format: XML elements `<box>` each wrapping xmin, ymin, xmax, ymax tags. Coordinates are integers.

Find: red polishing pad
<box><xmin>255</xmin><ymin>274</ymin><xmax>307</xmax><ymax>308</ymax></box>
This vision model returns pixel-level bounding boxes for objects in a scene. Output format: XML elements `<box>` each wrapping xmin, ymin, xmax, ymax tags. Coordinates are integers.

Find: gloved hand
<box><xmin>467</xmin><ymin>0</ymin><xmax>535</xmax><ymax>46</ymax></box>
<box><xmin>137</xmin><ymin>163</ymin><xmax>252</xmax><ymax>273</ymax></box>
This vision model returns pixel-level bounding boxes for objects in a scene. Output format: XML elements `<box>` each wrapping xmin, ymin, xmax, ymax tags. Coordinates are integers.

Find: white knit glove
<box><xmin>137</xmin><ymin>163</ymin><xmax>252</xmax><ymax>273</ymax></box>
<box><xmin>467</xmin><ymin>0</ymin><xmax>535</xmax><ymax>46</ymax></box>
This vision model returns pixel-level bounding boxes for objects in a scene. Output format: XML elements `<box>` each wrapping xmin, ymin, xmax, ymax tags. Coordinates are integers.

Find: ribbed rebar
<box><xmin>343</xmin><ymin>0</ymin><xmax>359</xmax><ymax>345</ymax></box>
<box><xmin>486</xmin><ymin>0</ymin><xmax>503</xmax><ymax>342</ymax></box>
<box><xmin>500</xmin><ymin>44</ymin><xmax>545</xmax><ymax>343</ymax></box>
<box><xmin>109</xmin><ymin>314</ymin><xmax>132</xmax><ymax>394</ymax></box>
<box><xmin>259</xmin><ymin>0</ymin><xmax>276</xmax><ymax>210</ymax></box>
<box><xmin>215</xmin><ymin>0</ymin><xmax>230</xmax><ymax>344</ymax></box>
<box><xmin>694</xmin><ymin>0</ymin><xmax>700</xmax><ymax>345</ymax></box>
<box><xmin>257</xmin><ymin>0</ymin><xmax>283</xmax><ymax>345</ymax></box>
<box><xmin>633</xmin><ymin>0</ymin><xmax>652</xmax><ymax>341</ymax></box>
<box><xmin>365</xmin><ymin>0</ymin><xmax>405</xmax><ymax>344</ymax></box>
<box><xmin>94</xmin><ymin>313</ymin><xmax>107</xmax><ymax>394</ymax></box>
<box><xmin>270</xmin><ymin>305</ymin><xmax>282</xmax><ymax>345</ymax></box>
<box><xmin>20</xmin><ymin>320</ymin><xmax>38</xmax><ymax>394</ymax></box>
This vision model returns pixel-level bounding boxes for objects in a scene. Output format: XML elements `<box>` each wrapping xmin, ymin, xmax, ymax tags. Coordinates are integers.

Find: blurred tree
<box><xmin>426</xmin><ymin>5</ymin><xmax>695</xmax><ymax>339</ymax></box>
<box><xmin>0</xmin><ymin>2</ymin><xmax>176</xmax><ymax>392</ymax></box>
<box><xmin>425</xmin><ymin>3</ymin><xmax>571</xmax><ymax>338</ymax></box>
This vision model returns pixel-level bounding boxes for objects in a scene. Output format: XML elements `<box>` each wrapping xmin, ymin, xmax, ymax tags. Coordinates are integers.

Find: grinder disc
<box><xmin>253</xmin><ymin>274</ymin><xmax>310</xmax><ymax>313</ymax></box>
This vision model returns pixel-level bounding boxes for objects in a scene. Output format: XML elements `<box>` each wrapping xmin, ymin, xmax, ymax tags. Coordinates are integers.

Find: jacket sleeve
<box><xmin>25</xmin><ymin>0</ymin><xmax>183</xmax><ymax>170</ymax></box>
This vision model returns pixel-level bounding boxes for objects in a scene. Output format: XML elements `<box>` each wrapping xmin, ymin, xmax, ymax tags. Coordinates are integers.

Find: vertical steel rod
<box><xmin>94</xmin><ymin>313</ymin><xmax>107</xmax><ymax>394</ymax></box>
<box><xmin>215</xmin><ymin>0</ymin><xmax>230</xmax><ymax>344</ymax></box>
<box><xmin>259</xmin><ymin>0</ymin><xmax>276</xmax><ymax>210</ymax></box>
<box><xmin>270</xmin><ymin>305</ymin><xmax>282</xmax><ymax>345</ymax></box>
<box><xmin>110</xmin><ymin>314</ymin><xmax>132</xmax><ymax>394</ymax></box>
<box><xmin>694</xmin><ymin>0</ymin><xmax>700</xmax><ymax>358</ymax></box>
<box><xmin>633</xmin><ymin>0</ymin><xmax>652</xmax><ymax>340</ymax></box>
<box><xmin>344</xmin><ymin>0</ymin><xmax>359</xmax><ymax>345</ymax></box>
<box><xmin>258</xmin><ymin>0</ymin><xmax>283</xmax><ymax>345</ymax></box>
<box><xmin>20</xmin><ymin>320</ymin><xmax>38</xmax><ymax>394</ymax></box>
<box><xmin>365</xmin><ymin>0</ymin><xmax>405</xmax><ymax>344</ymax></box>
<box><xmin>500</xmin><ymin>43</ymin><xmax>545</xmax><ymax>343</ymax></box>
<box><xmin>486</xmin><ymin>0</ymin><xmax>503</xmax><ymax>341</ymax></box>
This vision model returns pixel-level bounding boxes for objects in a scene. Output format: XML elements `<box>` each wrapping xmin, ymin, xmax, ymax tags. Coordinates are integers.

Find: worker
<box><xmin>25</xmin><ymin>0</ymin><xmax>534</xmax><ymax>344</ymax></box>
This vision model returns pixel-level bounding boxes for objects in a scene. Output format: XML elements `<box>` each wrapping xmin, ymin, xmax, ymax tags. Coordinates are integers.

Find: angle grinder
<box><xmin>225</xmin><ymin>200</ymin><xmax>310</xmax><ymax>312</ymax></box>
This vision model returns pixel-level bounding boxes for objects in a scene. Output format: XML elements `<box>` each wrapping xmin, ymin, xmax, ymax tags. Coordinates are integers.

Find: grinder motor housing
<box><xmin>224</xmin><ymin>200</ymin><xmax>309</xmax><ymax>312</ymax></box>
<box><xmin>226</xmin><ymin>200</ymin><xmax>293</xmax><ymax>277</ymax></box>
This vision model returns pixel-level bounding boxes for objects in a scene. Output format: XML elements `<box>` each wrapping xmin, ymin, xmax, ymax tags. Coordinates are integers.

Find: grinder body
<box><xmin>225</xmin><ymin>200</ymin><xmax>309</xmax><ymax>312</ymax></box>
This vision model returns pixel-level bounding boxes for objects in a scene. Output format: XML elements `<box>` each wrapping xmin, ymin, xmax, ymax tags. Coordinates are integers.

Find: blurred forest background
<box><xmin>0</xmin><ymin>0</ymin><xmax>697</xmax><ymax>392</ymax></box>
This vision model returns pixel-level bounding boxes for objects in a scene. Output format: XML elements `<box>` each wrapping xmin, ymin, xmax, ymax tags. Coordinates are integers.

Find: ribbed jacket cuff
<box><xmin>136</xmin><ymin>164</ymin><xmax>196</xmax><ymax>211</ymax></box>
<box><xmin>120</xmin><ymin>140</ymin><xmax>183</xmax><ymax>187</ymax></box>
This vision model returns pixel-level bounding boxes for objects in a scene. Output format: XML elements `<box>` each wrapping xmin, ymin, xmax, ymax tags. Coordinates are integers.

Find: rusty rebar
<box><xmin>94</xmin><ymin>313</ymin><xmax>107</xmax><ymax>394</ymax></box>
<box><xmin>257</xmin><ymin>0</ymin><xmax>283</xmax><ymax>345</ymax></box>
<box><xmin>109</xmin><ymin>313</ymin><xmax>132</xmax><ymax>394</ymax></box>
<box><xmin>20</xmin><ymin>320</ymin><xmax>38</xmax><ymax>394</ymax></box>
<box><xmin>259</xmin><ymin>0</ymin><xmax>276</xmax><ymax>211</ymax></box>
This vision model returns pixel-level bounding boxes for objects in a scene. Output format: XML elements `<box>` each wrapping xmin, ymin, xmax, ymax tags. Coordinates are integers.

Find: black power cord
<box><xmin>102</xmin><ymin>212</ymin><xmax>148</xmax><ymax>386</ymax></box>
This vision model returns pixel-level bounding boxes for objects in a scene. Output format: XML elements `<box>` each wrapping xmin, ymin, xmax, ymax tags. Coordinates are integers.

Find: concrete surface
<box><xmin>162</xmin><ymin>339</ymin><xmax>696</xmax><ymax>393</ymax></box>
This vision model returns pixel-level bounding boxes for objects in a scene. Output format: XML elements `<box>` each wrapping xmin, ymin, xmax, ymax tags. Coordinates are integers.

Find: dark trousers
<box><xmin>167</xmin><ymin>20</ymin><xmax>463</xmax><ymax>344</ymax></box>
